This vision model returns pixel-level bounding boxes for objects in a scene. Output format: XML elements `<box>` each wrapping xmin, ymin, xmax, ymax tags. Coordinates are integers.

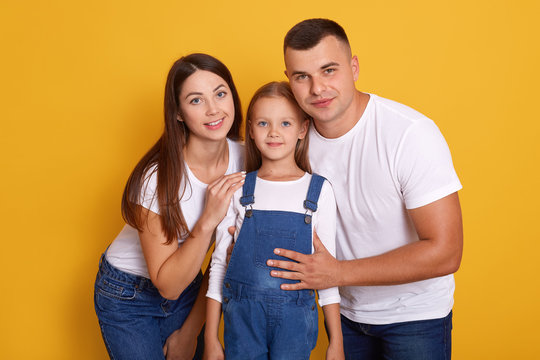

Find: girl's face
<box><xmin>249</xmin><ymin>96</ymin><xmax>308</xmax><ymax>165</ymax></box>
<box><xmin>178</xmin><ymin>70</ymin><xmax>235</xmax><ymax>142</ymax></box>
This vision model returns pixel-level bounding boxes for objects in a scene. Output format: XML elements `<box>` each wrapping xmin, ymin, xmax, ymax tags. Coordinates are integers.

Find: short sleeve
<box><xmin>396</xmin><ymin>120</ymin><xmax>462</xmax><ymax>209</ymax></box>
<box><xmin>138</xmin><ymin>166</ymin><xmax>160</xmax><ymax>214</ymax></box>
<box><xmin>314</xmin><ymin>180</ymin><xmax>341</xmax><ymax>306</ymax></box>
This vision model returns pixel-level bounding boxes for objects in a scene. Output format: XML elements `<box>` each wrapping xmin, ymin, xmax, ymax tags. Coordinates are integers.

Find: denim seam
<box><xmin>98</xmin><ymin>320</ymin><xmax>117</xmax><ymax>360</ymax></box>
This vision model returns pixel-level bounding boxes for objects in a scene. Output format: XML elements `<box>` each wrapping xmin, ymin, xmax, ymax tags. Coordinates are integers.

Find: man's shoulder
<box><xmin>370</xmin><ymin>94</ymin><xmax>431</xmax><ymax>124</ymax></box>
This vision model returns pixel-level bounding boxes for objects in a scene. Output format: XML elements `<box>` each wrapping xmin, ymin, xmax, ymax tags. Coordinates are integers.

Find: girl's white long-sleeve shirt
<box><xmin>207</xmin><ymin>173</ymin><xmax>341</xmax><ymax>307</ymax></box>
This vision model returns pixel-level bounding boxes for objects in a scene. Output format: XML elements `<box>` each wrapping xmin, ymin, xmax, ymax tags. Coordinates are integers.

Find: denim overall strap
<box><xmin>240</xmin><ymin>170</ymin><xmax>257</xmax><ymax>207</ymax></box>
<box><xmin>303</xmin><ymin>173</ymin><xmax>326</xmax><ymax>224</ymax></box>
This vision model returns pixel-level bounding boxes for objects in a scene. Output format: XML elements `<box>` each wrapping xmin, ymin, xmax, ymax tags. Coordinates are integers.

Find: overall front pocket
<box><xmin>254</xmin><ymin>228</ymin><xmax>297</xmax><ymax>268</ymax></box>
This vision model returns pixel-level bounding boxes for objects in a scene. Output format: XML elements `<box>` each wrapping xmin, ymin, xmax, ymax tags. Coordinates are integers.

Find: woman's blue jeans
<box><xmin>94</xmin><ymin>254</ymin><xmax>204</xmax><ymax>359</ymax></box>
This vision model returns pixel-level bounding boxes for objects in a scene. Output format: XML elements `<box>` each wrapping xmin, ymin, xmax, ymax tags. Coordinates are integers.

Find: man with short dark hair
<box><xmin>268</xmin><ymin>18</ymin><xmax>463</xmax><ymax>359</ymax></box>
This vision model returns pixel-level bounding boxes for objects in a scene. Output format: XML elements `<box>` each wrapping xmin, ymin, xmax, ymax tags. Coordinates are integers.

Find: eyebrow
<box><xmin>290</xmin><ymin>62</ymin><xmax>340</xmax><ymax>76</ymax></box>
<box><xmin>184</xmin><ymin>84</ymin><xmax>226</xmax><ymax>99</ymax></box>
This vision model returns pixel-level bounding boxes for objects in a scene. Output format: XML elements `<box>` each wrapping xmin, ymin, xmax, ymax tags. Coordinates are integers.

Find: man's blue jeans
<box><xmin>341</xmin><ymin>312</ymin><xmax>452</xmax><ymax>360</ymax></box>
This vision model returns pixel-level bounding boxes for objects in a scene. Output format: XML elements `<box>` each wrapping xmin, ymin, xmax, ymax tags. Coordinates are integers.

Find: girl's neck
<box><xmin>257</xmin><ymin>159</ymin><xmax>305</xmax><ymax>182</ymax></box>
<box><xmin>183</xmin><ymin>137</ymin><xmax>229</xmax><ymax>184</ymax></box>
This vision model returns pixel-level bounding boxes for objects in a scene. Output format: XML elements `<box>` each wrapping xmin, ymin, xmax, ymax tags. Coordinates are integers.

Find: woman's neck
<box><xmin>257</xmin><ymin>158</ymin><xmax>305</xmax><ymax>182</ymax></box>
<box><xmin>183</xmin><ymin>137</ymin><xmax>229</xmax><ymax>184</ymax></box>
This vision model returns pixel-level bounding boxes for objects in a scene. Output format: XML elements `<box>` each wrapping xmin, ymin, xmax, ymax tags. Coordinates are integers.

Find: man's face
<box><xmin>284</xmin><ymin>35</ymin><xmax>359</xmax><ymax>126</ymax></box>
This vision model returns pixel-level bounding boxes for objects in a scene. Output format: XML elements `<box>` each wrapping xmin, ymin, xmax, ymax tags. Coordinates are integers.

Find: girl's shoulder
<box><xmin>227</xmin><ymin>139</ymin><xmax>245</xmax><ymax>172</ymax></box>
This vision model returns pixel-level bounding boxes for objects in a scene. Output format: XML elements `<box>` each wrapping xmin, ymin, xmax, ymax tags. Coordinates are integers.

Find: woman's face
<box><xmin>178</xmin><ymin>70</ymin><xmax>235</xmax><ymax>142</ymax></box>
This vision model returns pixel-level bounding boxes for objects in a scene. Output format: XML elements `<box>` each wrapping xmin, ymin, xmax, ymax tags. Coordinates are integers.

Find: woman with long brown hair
<box><xmin>94</xmin><ymin>53</ymin><xmax>245</xmax><ymax>359</ymax></box>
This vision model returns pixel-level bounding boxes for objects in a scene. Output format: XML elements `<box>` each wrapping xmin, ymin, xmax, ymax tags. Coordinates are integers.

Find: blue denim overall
<box><xmin>222</xmin><ymin>171</ymin><xmax>325</xmax><ymax>360</ymax></box>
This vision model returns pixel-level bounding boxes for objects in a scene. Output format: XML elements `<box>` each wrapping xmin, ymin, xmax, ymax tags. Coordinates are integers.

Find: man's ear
<box><xmin>284</xmin><ymin>69</ymin><xmax>289</xmax><ymax>79</ymax></box>
<box><xmin>351</xmin><ymin>55</ymin><xmax>359</xmax><ymax>82</ymax></box>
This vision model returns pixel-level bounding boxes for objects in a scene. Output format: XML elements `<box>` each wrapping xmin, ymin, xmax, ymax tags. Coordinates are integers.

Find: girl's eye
<box><xmin>282</xmin><ymin>121</ymin><xmax>291</xmax><ymax>127</ymax></box>
<box><xmin>217</xmin><ymin>91</ymin><xmax>227</xmax><ymax>98</ymax></box>
<box><xmin>257</xmin><ymin>121</ymin><xmax>268</xmax><ymax>127</ymax></box>
<box><xmin>190</xmin><ymin>98</ymin><xmax>202</xmax><ymax>105</ymax></box>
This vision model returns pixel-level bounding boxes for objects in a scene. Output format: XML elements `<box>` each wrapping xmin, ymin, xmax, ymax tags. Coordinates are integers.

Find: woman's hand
<box><xmin>200</xmin><ymin>172</ymin><xmax>245</xmax><ymax>230</ymax></box>
<box><xmin>162</xmin><ymin>326</ymin><xmax>198</xmax><ymax>360</ymax></box>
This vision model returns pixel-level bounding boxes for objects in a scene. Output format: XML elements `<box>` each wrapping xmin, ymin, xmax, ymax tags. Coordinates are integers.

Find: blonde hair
<box><xmin>245</xmin><ymin>81</ymin><xmax>312</xmax><ymax>173</ymax></box>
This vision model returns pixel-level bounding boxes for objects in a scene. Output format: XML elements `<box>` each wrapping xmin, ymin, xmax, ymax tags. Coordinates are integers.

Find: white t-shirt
<box><xmin>106</xmin><ymin>139</ymin><xmax>244</xmax><ymax>279</ymax></box>
<box><xmin>207</xmin><ymin>173</ymin><xmax>341</xmax><ymax>307</ymax></box>
<box><xmin>309</xmin><ymin>94</ymin><xmax>462</xmax><ymax>324</ymax></box>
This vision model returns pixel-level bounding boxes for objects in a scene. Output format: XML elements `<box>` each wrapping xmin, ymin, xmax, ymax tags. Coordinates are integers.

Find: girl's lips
<box><xmin>311</xmin><ymin>98</ymin><xmax>333</xmax><ymax>108</ymax></box>
<box><xmin>204</xmin><ymin>118</ymin><xmax>224</xmax><ymax>130</ymax></box>
<box><xmin>266</xmin><ymin>142</ymin><xmax>283</xmax><ymax>147</ymax></box>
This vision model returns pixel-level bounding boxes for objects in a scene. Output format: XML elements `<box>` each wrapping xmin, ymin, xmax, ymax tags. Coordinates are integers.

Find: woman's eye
<box><xmin>190</xmin><ymin>98</ymin><xmax>202</xmax><ymax>104</ymax></box>
<box><xmin>217</xmin><ymin>91</ymin><xmax>227</xmax><ymax>98</ymax></box>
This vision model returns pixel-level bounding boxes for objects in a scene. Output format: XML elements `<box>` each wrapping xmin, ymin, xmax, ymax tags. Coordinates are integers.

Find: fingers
<box><xmin>267</xmin><ymin>258</ymin><xmax>300</xmax><ymax>271</ymax></box>
<box><xmin>312</xmin><ymin>231</ymin><xmax>327</xmax><ymax>252</ymax></box>
<box><xmin>208</xmin><ymin>171</ymin><xmax>245</xmax><ymax>191</ymax></box>
<box><xmin>227</xmin><ymin>226</ymin><xmax>236</xmax><ymax>236</ymax></box>
<box><xmin>271</xmin><ymin>247</ymin><xmax>307</xmax><ymax>263</ymax></box>
<box><xmin>280</xmin><ymin>282</ymin><xmax>307</xmax><ymax>291</ymax></box>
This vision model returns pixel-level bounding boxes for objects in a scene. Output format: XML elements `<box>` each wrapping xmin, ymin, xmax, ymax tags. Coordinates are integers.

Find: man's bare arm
<box><xmin>268</xmin><ymin>192</ymin><xmax>463</xmax><ymax>290</ymax></box>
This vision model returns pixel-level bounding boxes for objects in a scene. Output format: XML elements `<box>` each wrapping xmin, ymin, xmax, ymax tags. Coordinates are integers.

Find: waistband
<box><xmin>223</xmin><ymin>280</ymin><xmax>316</xmax><ymax>304</ymax></box>
<box><xmin>98</xmin><ymin>253</ymin><xmax>157</xmax><ymax>291</ymax></box>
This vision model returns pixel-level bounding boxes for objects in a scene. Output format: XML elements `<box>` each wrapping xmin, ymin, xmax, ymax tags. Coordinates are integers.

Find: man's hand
<box><xmin>267</xmin><ymin>232</ymin><xmax>340</xmax><ymax>290</ymax></box>
<box><xmin>225</xmin><ymin>226</ymin><xmax>236</xmax><ymax>263</ymax></box>
<box><xmin>162</xmin><ymin>326</ymin><xmax>198</xmax><ymax>360</ymax></box>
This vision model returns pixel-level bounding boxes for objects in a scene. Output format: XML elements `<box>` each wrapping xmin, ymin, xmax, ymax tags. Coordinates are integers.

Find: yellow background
<box><xmin>1</xmin><ymin>0</ymin><xmax>539</xmax><ymax>358</ymax></box>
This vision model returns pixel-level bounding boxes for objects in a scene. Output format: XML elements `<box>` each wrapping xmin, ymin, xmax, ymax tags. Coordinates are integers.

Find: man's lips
<box><xmin>311</xmin><ymin>98</ymin><xmax>333</xmax><ymax>108</ymax></box>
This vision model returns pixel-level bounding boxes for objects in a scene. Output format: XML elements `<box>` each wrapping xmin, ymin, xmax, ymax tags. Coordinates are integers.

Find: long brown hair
<box><xmin>121</xmin><ymin>54</ymin><xmax>242</xmax><ymax>244</ymax></box>
<box><xmin>245</xmin><ymin>81</ymin><xmax>311</xmax><ymax>173</ymax></box>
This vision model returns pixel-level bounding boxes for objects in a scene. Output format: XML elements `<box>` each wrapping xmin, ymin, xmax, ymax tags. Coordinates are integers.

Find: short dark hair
<box><xmin>284</xmin><ymin>18</ymin><xmax>350</xmax><ymax>53</ymax></box>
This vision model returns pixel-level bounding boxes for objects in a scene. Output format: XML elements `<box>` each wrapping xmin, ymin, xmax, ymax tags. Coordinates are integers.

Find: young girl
<box><xmin>204</xmin><ymin>82</ymin><xmax>344</xmax><ymax>360</ymax></box>
<box><xmin>94</xmin><ymin>53</ymin><xmax>246</xmax><ymax>359</ymax></box>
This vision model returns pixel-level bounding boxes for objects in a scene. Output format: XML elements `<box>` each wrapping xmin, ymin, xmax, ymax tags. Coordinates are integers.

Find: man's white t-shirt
<box><xmin>309</xmin><ymin>94</ymin><xmax>462</xmax><ymax>324</ymax></box>
<box><xmin>106</xmin><ymin>139</ymin><xmax>244</xmax><ymax>279</ymax></box>
<box><xmin>207</xmin><ymin>173</ymin><xmax>341</xmax><ymax>307</ymax></box>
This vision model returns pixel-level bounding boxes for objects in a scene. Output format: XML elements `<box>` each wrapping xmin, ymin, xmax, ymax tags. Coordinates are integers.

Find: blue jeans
<box><xmin>94</xmin><ymin>255</ymin><xmax>204</xmax><ymax>360</ymax></box>
<box><xmin>340</xmin><ymin>312</ymin><xmax>452</xmax><ymax>360</ymax></box>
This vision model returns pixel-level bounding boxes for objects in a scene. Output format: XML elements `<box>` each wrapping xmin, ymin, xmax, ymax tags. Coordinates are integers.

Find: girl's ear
<box><xmin>176</xmin><ymin>113</ymin><xmax>183</xmax><ymax>122</ymax></box>
<box><xmin>298</xmin><ymin>118</ymin><xmax>309</xmax><ymax>140</ymax></box>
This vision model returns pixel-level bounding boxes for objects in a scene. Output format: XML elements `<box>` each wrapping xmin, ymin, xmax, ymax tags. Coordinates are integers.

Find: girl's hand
<box><xmin>203</xmin><ymin>338</ymin><xmax>225</xmax><ymax>360</ymax></box>
<box><xmin>200</xmin><ymin>172</ymin><xmax>245</xmax><ymax>230</ymax></box>
<box><xmin>326</xmin><ymin>340</ymin><xmax>345</xmax><ymax>360</ymax></box>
